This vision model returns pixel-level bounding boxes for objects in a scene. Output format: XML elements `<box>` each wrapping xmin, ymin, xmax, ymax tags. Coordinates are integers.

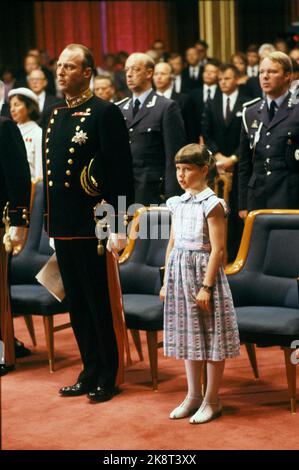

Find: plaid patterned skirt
<box><xmin>164</xmin><ymin>248</ymin><xmax>240</xmax><ymax>361</ymax></box>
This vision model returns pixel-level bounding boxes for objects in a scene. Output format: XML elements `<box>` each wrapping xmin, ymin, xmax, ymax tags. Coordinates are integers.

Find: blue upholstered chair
<box><xmin>10</xmin><ymin>182</ymin><xmax>70</xmax><ymax>372</ymax></box>
<box><xmin>226</xmin><ymin>210</ymin><xmax>299</xmax><ymax>413</ymax></box>
<box><xmin>119</xmin><ymin>207</ymin><xmax>171</xmax><ymax>389</ymax></box>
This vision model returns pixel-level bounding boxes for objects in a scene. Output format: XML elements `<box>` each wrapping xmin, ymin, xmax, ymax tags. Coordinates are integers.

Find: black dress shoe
<box><xmin>14</xmin><ymin>338</ymin><xmax>31</xmax><ymax>358</ymax></box>
<box><xmin>0</xmin><ymin>364</ymin><xmax>15</xmax><ymax>377</ymax></box>
<box><xmin>87</xmin><ymin>386</ymin><xmax>118</xmax><ymax>403</ymax></box>
<box><xmin>59</xmin><ymin>381</ymin><xmax>94</xmax><ymax>397</ymax></box>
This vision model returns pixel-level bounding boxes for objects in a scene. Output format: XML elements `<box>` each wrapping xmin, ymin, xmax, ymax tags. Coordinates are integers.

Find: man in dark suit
<box><xmin>42</xmin><ymin>43</ymin><xmax>134</xmax><ymax>402</ymax></box>
<box><xmin>28</xmin><ymin>69</ymin><xmax>61</xmax><ymax>116</ymax></box>
<box><xmin>153</xmin><ymin>62</ymin><xmax>197</xmax><ymax>143</ymax></box>
<box><xmin>119</xmin><ymin>52</ymin><xmax>186</xmax><ymax>205</ymax></box>
<box><xmin>189</xmin><ymin>59</ymin><xmax>221</xmax><ymax>140</ymax></box>
<box><xmin>0</xmin><ymin>81</ymin><xmax>11</xmax><ymax>118</ymax></box>
<box><xmin>239</xmin><ymin>52</ymin><xmax>299</xmax><ymax>219</ymax></box>
<box><xmin>181</xmin><ymin>47</ymin><xmax>203</xmax><ymax>93</ymax></box>
<box><xmin>202</xmin><ymin>63</ymin><xmax>250</xmax><ymax>261</ymax></box>
<box><xmin>0</xmin><ymin>117</ymin><xmax>31</xmax><ymax>376</ymax></box>
<box><xmin>168</xmin><ymin>53</ymin><xmax>184</xmax><ymax>94</ymax></box>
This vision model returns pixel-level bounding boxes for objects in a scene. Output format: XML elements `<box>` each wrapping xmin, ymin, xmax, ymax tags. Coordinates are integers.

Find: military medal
<box><xmin>71</xmin><ymin>130</ymin><xmax>88</xmax><ymax>145</ymax></box>
<box><xmin>251</xmin><ymin>119</ymin><xmax>259</xmax><ymax>128</ymax></box>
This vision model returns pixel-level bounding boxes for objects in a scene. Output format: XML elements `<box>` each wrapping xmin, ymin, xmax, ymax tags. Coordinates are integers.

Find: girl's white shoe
<box><xmin>169</xmin><ymin>396</ymin><xmax>202</xmax><ymax>419</ymax></box>
<box><xmin>189</xmin><ymin>400</ymin><xmax>222</xmax><ymax>424</ymax></box>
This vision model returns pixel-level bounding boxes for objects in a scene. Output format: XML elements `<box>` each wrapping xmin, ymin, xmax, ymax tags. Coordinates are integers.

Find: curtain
<box><xmin>34</xmin><ymin>1</ymin><xmax>177</xmax><ymax>66</ymax></box>
<box><xmin>35</xmin><ymin>1</ymin><xmax>103</xmax><ymax>65</ymax></box>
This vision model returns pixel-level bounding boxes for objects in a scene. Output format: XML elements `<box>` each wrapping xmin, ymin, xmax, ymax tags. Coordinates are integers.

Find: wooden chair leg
<box><xmin>124</xmin><ymin>327</ymin><xmax>133</xmax><ymax>367</ymax></box>
<box><xmin>23</xmin><ymin>315</ymin><xmax>37</xmax><ymax>346</ymax></box>
<box><xmin>283</xmin><ymin>347</ymin><xmax>297</xmax><ymax>414</ymax></box>
<box><xmin>201</xmin><ymin>361</ymin><xmax>207</xmax><ymax>398</ymax></box>
<box><xmin>146</xmin><ymin>331</ymin><xmax>158</xmax><ymax>390</ymax></box>
<box><xmin>43</xmin><ymin>316</ymin><xmax>54</xmax><ymax>373</ymax></box>
<box><xmin>245</xmin><ymin>343</ymin><xmax>259</xmax><ymax>379</ymax></box>
<box><xmin>130</xmin><ymin>329</ymin><xmax>144</xmax><ymax>361</ymax></box>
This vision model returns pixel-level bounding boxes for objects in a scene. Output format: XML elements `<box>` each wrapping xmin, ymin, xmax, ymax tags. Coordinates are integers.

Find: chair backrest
<box><xmin>10</xmin><ymin>181</ymin><xmax>53</xmax><ymax>284</ymax></box>
<box><xmin>119</xmin><ymin>208</ymin><xmax>171</xmax><ymax>296</ymax></box>
<box><xmin>228</xmin><ymin>212</ymin><xmax>299</xmax><ymax>309</ymax></box>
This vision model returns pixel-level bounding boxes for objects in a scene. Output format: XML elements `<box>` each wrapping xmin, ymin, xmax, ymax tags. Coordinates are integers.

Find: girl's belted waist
<box><xmin>173</xmin><ymin>241</ymin><xmax>211</xmax><ymax>252</ymax></box>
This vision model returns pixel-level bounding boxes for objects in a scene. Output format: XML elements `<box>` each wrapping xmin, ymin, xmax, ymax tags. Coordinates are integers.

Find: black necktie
<box><xmin>225</xmin><ymin>97</ymin><xmax>231</xmax><ymax>123</ymax></box>
<box><xmin>268</xmin><ymin>100</ymin><xmax>277</xmax><ymax>121</ymax></box>
<box><xmin>207</xmin><ymin>88</ymin><xmax>211</xmax><ymax>102</ymax></box>
<box><xmin>133</xmin><ymin>98</ymin><xmax>140</xmax><ymax>117</ymax></box>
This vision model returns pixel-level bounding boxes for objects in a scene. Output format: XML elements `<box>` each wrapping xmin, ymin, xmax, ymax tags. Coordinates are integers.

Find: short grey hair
<box><xmin>127</xmin><ymin>52</ymin><xmax>155</xmax><ymax>70</ymax></box>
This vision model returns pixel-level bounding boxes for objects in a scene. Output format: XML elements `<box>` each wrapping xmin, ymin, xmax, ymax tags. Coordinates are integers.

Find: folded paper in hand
<box><xmin>36</xmin><ymin>253</ymin><xmax>65</xmax><ymax>302</ymax></box>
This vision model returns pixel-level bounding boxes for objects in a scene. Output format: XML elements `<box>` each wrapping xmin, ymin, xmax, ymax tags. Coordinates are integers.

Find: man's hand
<box><xmin>9</xmin><ymin>226</ymin><xmax>28</xmax><ymax>255</ymax></box>
<box><xmin>239</xmin><ymin>210</ymin><xmax>248</xmax><ymax>220</ymax></box>
<box><xmin>106</xmin><ymin>233</ymin><xmax>127</xmax><ymax>253</ymax></box>
<box><xmin>216</xmin><ymin>155</ymin><xmax>236</xmax><ymax>173</ymax></box>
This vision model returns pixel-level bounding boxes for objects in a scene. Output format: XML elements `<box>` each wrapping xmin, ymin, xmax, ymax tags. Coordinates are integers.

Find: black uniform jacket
<box><xmin>239</xmin><ymin>94</ymin><xmax>299</xmax><ymax>210</ymax></box>
<box><xmin>42</xmin><ymin>94</ymin><xmax>134</xmax><ymax>238</ymax></box>
<box><xmin>0</xmin><ymin>117</ymin><xmax>31</xmax><ymax>227</ymax></box>
<box><xmin>118</xmin><ymin>90</ymin><xmax>186</xmax><ymax>205</ymax></box>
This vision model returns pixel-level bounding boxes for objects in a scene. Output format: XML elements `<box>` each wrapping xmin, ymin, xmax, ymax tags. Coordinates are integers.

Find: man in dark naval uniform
<box><xmin>42</xmin><ymin>44</ymin><xmax>134</xmax><ymax>402</ymax></box>
<box><xmin>239</xmin><ymin>51</ymin><xmax>299</xmax><ymax>219</ymax></box>
<box><xmin>0</xmin><ymin>116</ymin><xmax>31</xmax><ymax>376</ymax></box>
<box><xmin>118</xmin><ymin>52</ymin><xmax>186</xmax><ymax>205</ymax></box>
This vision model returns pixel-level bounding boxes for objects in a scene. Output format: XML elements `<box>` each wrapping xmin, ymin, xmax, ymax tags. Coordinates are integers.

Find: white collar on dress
<box><xmin>180</xmin><ymin>187</ymin><xmax>214</xmax><ymax>202</ymax></box>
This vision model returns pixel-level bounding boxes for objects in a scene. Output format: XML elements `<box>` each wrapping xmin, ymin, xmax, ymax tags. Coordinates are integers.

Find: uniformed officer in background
<box><xmin>42</xmin><ymin>44</ymin><xmax>134</xmax><ymax>402</ymax></box>
<box><xmin>118</xmin><ymin>52</ymin><xmax>186</xmax><ymax>205</ymax></box>
<box><xmin>0</xmin><ymin>116</ymin><xmax>31</xmax><ymax>376</ymax></box>
<box><xmin>239</xmin><ymin>51</ymin><xmax>299</xmax><ymax>218</ymax></box>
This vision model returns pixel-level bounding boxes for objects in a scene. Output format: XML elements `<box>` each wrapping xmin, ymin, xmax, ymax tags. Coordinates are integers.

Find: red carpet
<box><xmin>1</xmin><ymin>314</ymin><xmax>299</xmax><ymax>450</ymax></box>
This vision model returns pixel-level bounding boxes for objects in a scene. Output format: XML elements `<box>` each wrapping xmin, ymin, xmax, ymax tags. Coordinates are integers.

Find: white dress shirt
<box><xmin>174</xmin><ymin>74</ymin><xmax>182</xmax><ymax>93</ymax></box>
<box><xmin>247</xmin><ymin>65</ymin><xmax>259</xmax><ymax>77</ymax></box>
<box><xmin>222</xmin><ymin>89</ymin><xmax>239</xmax><ymax>120</ymax></box>
<box><xmin>18</xmin><ymin>121</ymin><xmax>43</xmax><ymax>181</ymax></box>
<box><xmin>36</xmin><ymin>90</ymin><xmax>46</xmax><ymax>112</ymax></box>
<box><xmin>156</xmin><ymin>87</ymin><xmax>172</xmax><ymax>99</ymax></box>
<box><xmin>189</xmin><ymin>65</ymin><xmax>200</xmax><ymax>80</ymax></box>
<box><xmin>203</xmin><ymin>83</ymin><xmax>217</xmax><ymax>102</ymax></box>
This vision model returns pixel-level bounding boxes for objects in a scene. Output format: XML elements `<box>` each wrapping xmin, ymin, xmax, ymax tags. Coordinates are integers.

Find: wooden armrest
<box><xmin>159</xmin><ymin>266</ymin><xmax>165</xmax><ymax>286</ymax></box>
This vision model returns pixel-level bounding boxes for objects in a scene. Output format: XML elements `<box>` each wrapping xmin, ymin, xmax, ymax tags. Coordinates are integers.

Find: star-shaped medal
<box><xmin>71</xmin><ymin>130</ymin><xmax>88</xmax><ymax>145</ymax></box>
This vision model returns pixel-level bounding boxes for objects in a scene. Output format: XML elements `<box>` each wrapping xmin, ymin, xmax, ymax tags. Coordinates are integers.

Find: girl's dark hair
<box><xmin>9</xmin><ymin>94</ymin><xmax>40</xmax><ymax>122</ymax></box>
<box><xmin>175</xmin><ymin>143</ymin><xmax>217</xmax><ymax>188</ymax></box>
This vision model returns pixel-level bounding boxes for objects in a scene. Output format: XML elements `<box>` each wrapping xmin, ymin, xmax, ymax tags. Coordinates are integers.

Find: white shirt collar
<box><xmin>180</xmin><ymin>187</ymin><xmax>214</xmax><ymax>202</ymax></box>
<box><xmin>189</xmin><ymin>64</ymin><xmax>200</xmax><ymax>78</ymax></box>
<box><xmin>156</xmin><ymin>87</ymin><xmax>172</xmax><ymax>99</ymax></box>
<box><xmin>174</xmin><ymin>75</ymin><xmax>182</xmax><ymax>93</ymax></box>
<box><xmin>18</xmin><ymin>121</ymin><xmax>38</xmax><ymax>135</ymax></box>
<box><xmin>203</xmin><ymin>83</ymin><xmax>217</xmax><ymax>101</ymax></box>
<box><xmin>36</xmin><ymin>90</ymin><xmax>46</xmax><ymax>112</ymax></box>
<box><xmin>266</xmin><ymin>90</ymin><xmax>289</xmax><ymax>109</ymax></box>
<box><xmin>222</xmin><ymin>88</ymin><xmax>239</xmax><ymax>116</ymax></box>
<box><xmin>133</xmin><ymin>88</ymin><xmax>153</xmax><ymax>108</ymax></box>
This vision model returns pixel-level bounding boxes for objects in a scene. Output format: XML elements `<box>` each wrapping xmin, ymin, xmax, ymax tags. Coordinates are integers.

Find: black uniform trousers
<box><xmin>55</xmin><ymin>238</ymin><xmax>118</xmax><ymax>389</ymax></box>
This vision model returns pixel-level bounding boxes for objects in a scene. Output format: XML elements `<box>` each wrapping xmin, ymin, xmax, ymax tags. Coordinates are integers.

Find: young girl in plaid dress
<box><xmin>160</xmin><ymin>144</ymin><xmax>240</xmax><ymax>424</ymax></box>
